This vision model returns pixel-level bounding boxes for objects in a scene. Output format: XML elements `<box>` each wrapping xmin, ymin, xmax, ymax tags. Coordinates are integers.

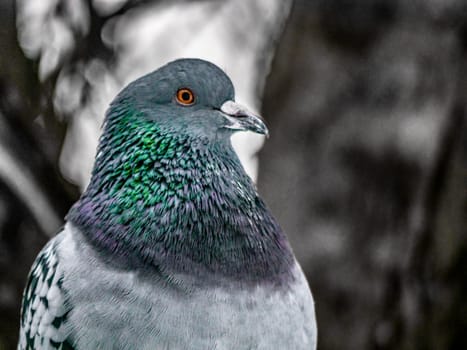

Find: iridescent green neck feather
<box><xmin>67</xmin><ymin>105</ymin><xmax>294</xmax><ymax>286</ymax></box>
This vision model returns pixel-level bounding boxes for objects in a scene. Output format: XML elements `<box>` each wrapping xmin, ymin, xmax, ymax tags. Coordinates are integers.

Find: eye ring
<box><xmin>176</xmin><ymin>88</ymin><xmax>195</xmax><ymax>106</ymax></box>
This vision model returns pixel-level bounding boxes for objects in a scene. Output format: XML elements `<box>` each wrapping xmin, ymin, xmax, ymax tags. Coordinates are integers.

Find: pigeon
<box><xmin>18</xmin><ymin>58</ymin><xmax>317</xmax><ymax>350</ymax></box>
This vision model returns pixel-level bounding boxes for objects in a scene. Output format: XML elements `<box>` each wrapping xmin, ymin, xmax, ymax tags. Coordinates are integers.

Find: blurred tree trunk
<box><xmin>259</xmin><ymin>1</ymin><xmax>467</xmax><ymax>350</ymax></box>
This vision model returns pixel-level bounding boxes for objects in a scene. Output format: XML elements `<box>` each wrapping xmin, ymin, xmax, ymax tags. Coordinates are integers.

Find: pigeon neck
<box><xmin>67</xmin><ymin>114</ymin><xmax>294</xmax><ymax>287</ymax></box>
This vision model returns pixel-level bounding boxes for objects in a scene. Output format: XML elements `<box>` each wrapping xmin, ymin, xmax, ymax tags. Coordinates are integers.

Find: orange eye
<box><xmin>176</xmin><ymin>88</ymin><xmax>195</xmax><ymax>106</ymax></box>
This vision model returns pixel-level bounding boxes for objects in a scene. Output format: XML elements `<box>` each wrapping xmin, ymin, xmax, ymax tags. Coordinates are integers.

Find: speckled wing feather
<box><xmin>18</xmin><ymin>235</ymin><xmax>73</xmax><ymax>350</ymax></box>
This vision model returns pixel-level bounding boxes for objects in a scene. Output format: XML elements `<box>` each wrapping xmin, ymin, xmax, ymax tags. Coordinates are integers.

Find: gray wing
<box><xmin>18</xmin><ymin>235</ymin><xmax>74</xmax><ymax>350</ymax></box>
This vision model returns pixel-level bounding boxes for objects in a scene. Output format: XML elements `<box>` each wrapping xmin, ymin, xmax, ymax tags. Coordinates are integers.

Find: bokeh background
<box><xmin>1</xmin><ymin>0</ymin><xmax>466</xmax><ymax>349</ymax></box>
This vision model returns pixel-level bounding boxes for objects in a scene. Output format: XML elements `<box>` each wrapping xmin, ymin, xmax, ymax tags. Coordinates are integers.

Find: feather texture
<box><xmin>18</xmin><ymin>59</ymin><xmax>317</xmax><ymax>349</ymax></box>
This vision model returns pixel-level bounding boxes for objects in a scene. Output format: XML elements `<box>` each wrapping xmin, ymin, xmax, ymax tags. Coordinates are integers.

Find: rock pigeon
<box><xmin>18</xmin><ymin>58</ymin><xmax>317</xmax><ymax>350</ymax></box>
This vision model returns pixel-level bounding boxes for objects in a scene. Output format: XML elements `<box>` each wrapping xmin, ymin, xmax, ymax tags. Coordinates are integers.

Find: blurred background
<box><xmin>0</xmin><ymin>0</ymin><xmax>466</xmax><ymax>349</ymax></box>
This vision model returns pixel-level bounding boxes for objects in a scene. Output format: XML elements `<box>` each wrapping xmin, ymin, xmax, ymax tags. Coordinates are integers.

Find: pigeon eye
<box><xmin>176</xmin><ymin>88</ymin><xmax>195</xmax><ymax>106</ymax></box>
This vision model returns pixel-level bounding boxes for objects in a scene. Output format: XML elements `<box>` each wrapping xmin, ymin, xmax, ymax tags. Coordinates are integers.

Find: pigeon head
<box><xmin>68</xmin><ymin>58</ymin><xmax>292</xmax><ymax>287</ymax></box>
<box><xmin>107</xmin><ymin>58</ymin><xmax>268</xmax><ymax>142</ymax></box>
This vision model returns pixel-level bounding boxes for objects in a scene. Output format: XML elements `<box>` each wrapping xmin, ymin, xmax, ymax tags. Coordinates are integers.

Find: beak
<box><xmin>220</xmin><ymin>100</ymin><xmax>269</xmax><ymax>136</ymax></box>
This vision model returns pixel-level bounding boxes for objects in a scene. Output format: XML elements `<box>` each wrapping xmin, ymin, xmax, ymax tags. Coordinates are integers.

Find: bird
<box><xmin>17</xmin><ymin>58</ymin><xmax>317</xmax><ymax>350</ymax></box>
